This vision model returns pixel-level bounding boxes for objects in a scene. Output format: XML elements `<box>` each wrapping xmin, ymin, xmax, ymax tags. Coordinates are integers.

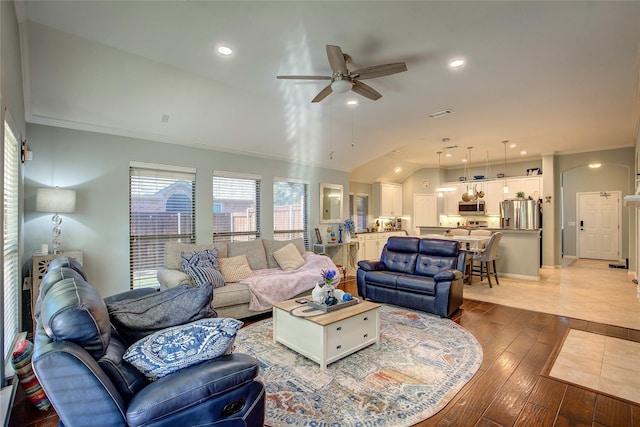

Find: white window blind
<box><xmin>129</xmin><ymin>164</ymin><xmax>195</xmax><ymax>289</ymax></box>
<box><xmin>3</xmin><ymin>120</ymin><xmax>19</xmax><ymax>363</ymax></box>
<box><xmin>273</xmin><ymin>178</ymin><xmax>309</xmax><ymax>248</ymax></box>
<box><xmin>212</xmin><ymin>172</ymin><xmax>261</xmax><ymax>243</ymax></box>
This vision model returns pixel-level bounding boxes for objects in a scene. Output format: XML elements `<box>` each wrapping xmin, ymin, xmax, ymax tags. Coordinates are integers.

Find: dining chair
<box><xmin>469</xmin><ymin>229</ymin><xmax>492</xmax><ymax>236</ymax></box>
<box><xmin>450</xmin><ymin>228</ymin><xmax>470</xmax><ymax>236</ymax></box>
<box><xmin>471</xmin><ymin>232</ymin><xmax>502</xmax><ymax>287</ymax></box>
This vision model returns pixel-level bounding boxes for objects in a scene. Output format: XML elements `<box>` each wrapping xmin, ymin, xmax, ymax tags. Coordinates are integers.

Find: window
<box><xmin>351</xmin><ymin>193</ymin><xmax>368</xmax><ymax>232</ymax></box>
<box><xmin>129</xmin><ymin>162</ymin><xmax>195</xmax><ymax>289</ymax></box>
<box><xmin>213</xmin><ymin>171</ymin><xmax>261</xmax><ymax>243</ymax></box>
<box><xmin>273</xmin><ymin>178</ymin><xmax>309</xmax><ymax>247</ymax></box>
<box><xmin>2</xmin><ymin>118</ymin><xmax>20</xmax><ymax>384</ymax></box>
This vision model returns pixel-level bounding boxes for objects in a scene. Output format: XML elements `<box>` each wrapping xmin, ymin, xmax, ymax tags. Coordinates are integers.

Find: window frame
<box><xmin>212</xmin><ymin>171</ymin><xmax>261</xmax><ymax>243</ymax></box>
<box><xmin>129</xmin><ymin>162</ymin><xmax>196</xmax><ymax>289</ymax></box>
<box><xmin>273</xmin><ymin>177</ymin><xmax>309</xmax><ymax>248</ymax></box>
<box><xmin>2</xmin><ymin>115</ymin><xmax>20</xmax><ymax>386</ymax></box>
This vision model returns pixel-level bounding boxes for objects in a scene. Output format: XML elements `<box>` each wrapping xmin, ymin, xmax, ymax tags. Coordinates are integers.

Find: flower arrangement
<box><xmin>343</xmin><ymin>218</ymin><xmax>355</xmax><ymax>235</ymax></box>
<box><xmin>321</xmin><ymin>269</ymin><xmax>337</xmax><ymax>286</ymax></box>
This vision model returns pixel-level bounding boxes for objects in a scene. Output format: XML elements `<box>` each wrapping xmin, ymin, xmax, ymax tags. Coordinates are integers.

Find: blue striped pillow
<box><xmin>184</xmin><ymin>264</ymin><xmax>226</xmax><ymax>288</ymax></box>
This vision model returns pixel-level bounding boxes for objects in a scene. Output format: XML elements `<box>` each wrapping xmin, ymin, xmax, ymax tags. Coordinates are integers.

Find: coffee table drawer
<box><xmin>326</xmin><ymin>310</ymin><xmax>378</xmax><ymax>359</ymax></box>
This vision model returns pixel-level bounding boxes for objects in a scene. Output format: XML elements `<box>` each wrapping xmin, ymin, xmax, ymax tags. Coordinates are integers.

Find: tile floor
<box><xmin>549</xmin><ymin>329</ymin><xmax>640</xmax><ymax>404</ymax></box>
<box><xmin>463</xmin><ymin>258</ymin><xmax>640</xmax><ymax>330</ymax></box>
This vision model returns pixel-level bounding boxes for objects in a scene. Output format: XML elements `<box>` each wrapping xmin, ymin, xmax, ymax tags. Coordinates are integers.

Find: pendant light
<box><xmin>466</xmin><ymin>146</ymin><xmax>474</xmax><ymax>196</ymax></box>
<box><xmin>502</xmin><ymin>140</ymin><xmax>509</xmax><ymax>194</ymax></box>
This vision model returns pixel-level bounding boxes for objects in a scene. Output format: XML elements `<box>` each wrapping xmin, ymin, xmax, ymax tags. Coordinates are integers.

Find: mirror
<box><xmin>320</xmin><ymin>183</ymin><xmax>343</xmax><ymax>223</ymax></box>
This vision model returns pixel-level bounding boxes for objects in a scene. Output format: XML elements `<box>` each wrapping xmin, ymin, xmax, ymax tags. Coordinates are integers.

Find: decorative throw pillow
<box><xmin>11</xmin><ymin>340</ymin><xmax>52</xmax><ymax>411</ymax></box>
<box><xmin>218</xmin><ymin>255</ymin><xmax>255</xmax><ymax>282</ymax></box>
<box><xmin>272</xmin><ymin>242</ymin><xmax>306</xmax><ymax>271</ymax></box>
<box><xmin>106</xmin><ymin>283</ymin><xmax>216</xmax><ymax>345</ymax></box>
<box><xmin>123</xmin><ymin>318</ymin><xmax>243</xmax><ymax>381</ymax></box>
<box><xmin>181</xmin><ymin>248</ymin><xmax>220</xmax><ymax>271</ymax></box>
<box><xmin>184</xmin><ymin>264</ymin><xmax>226</xmax><ymax>288</ymax></box>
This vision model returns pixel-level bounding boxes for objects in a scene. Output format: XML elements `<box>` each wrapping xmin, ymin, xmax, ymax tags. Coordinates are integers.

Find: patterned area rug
<box><xmin>234</xmin><ymin>304</ymin><xmax>483</xmax><ymax>426</ymax></box>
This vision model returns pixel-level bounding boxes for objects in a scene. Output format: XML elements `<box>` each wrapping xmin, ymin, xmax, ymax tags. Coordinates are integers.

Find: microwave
<box><xmin>458</xmin><ymin>200</ymin><xmax>486</xmax><ymax>215</ymax></box>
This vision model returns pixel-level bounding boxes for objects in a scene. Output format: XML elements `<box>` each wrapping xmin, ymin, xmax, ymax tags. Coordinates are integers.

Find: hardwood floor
<box><xmin>12</xmin><ymin>277</ymin><xmax>640</xmax><ymax>427</ymax></box>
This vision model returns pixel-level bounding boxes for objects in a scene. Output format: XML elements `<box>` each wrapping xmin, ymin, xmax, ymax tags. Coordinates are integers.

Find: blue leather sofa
<box><xmin>357</xmin><ymin>237</ymin><xmax>466</xmax><ymax>317</ymax></box>
<box><xmin>32</xmin><ymin>257</ymin><xmax>265</xmax><ymax>427</ymax></box>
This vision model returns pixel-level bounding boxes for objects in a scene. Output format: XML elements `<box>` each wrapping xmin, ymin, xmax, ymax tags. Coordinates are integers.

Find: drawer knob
<box><xmin>336</xmin><ymin>326</ymin><xmax>342</xmax><ymax>331</ymax></box>
<box><xmin>336</xmin><ymin>345</ymin><xmax>342</xmax><ymax>349</ymax></box>
<box><xmin>363</xmin><ymin>334</ymin><xmax>368</xmax><ymax>338</ymax></box>
<box><xmin>363</xmin><ymin>317</ymin><xmax>368</xmax><ymax>321</ymax></box>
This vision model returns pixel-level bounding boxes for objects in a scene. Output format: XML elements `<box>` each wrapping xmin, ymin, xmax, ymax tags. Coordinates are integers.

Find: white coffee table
<box><xmin>272</xmin><ymin>299</ymin><xmax>380</xmax><ymax>370</ymax></box>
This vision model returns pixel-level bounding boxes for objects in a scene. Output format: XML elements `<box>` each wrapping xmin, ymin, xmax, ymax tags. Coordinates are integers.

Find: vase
<box><xmin>338</xmin><ymin>229</ymin><xmax>343</xmax><ymax>243</ymax></box>
<box><xmin>344</xmin><ymin>232</ymin><xmax>351</xmax><ymax>243</ymax></box>
<box><xmin>311</xmin><ymin>282</ymin><xmax>325</xmax><ymax>303</ymax></box>
<box><xmin>323</xmin><ymin>284</ymin><xmax>337</xmax><ymax>306</ymax></box>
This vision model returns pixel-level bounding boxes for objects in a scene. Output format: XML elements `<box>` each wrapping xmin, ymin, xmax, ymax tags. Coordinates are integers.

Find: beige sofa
<box><xmin>157</xmin><ymin>238</ymin><xmax>339</xmax><ymax>319</ymax></box>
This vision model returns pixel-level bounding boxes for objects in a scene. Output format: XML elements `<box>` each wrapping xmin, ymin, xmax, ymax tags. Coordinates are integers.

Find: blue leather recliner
<box><xmin>357</xmin><ymin>237</ymin><xmax>466</xmax><ymax>317</ymax></box>
<box><xmin>32</xmin><ymin>257</ymin><xmax>265</xmax><ymax>427</ymax></box>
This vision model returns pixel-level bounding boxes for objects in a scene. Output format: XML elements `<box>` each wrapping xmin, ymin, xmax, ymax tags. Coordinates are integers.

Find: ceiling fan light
<box><xmin>331</xmin><ymin>79</ymin><xmax>352</xmax><ymax>93</ymax></box>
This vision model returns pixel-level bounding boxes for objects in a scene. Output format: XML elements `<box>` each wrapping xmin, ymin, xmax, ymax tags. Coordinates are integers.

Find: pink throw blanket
<box><xmin>239</xmin><ymin>253</ymin><xmax>341</xmax><ymax>311</ymax></box>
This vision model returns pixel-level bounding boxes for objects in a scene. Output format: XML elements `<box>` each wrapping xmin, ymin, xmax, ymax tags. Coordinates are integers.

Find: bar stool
<box><xmin>470</xmin><ymin>232</ymin><xmax>502</xmax><ymax>287</ymax></box>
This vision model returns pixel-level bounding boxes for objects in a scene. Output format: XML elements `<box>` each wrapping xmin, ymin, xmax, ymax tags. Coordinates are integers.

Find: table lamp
<box><xmin>36</xmin><ymin>187</ymin><xmax>76</xmax><ymax>254</ymax></box>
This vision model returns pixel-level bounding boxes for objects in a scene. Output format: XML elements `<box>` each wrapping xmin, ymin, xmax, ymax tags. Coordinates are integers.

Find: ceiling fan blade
<box><xmin>352</xmin><ymin>62</ymin><xmax>408</xmax><ymax>80</ymax></box>
<box><xmin>351</xmin><ymin>80</ymin><xmax>382</xmax><ymax>101</ymax></box>
<box><xmin>276</xmin><ymin>75</ymin><xmax>332</xmax><ymax>80</ymax></box>
<box><xmin>326</xmin><ymin>45</ymin><xmax>349</xmax><ymax>75</ymax></box>
<box><xmin>311</xmin><ymin>84</ymin><xmax>333</xmax><ymax>103</ymax></box>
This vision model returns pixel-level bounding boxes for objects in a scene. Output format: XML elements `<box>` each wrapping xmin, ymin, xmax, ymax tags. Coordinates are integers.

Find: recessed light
<box><xmin>346</xmin><ymin>99</ymin><xmax>358</xmax><ymax>106</ymax></box>
<box><xmin>394</xmin><ymin>167</ymin><xmax>402</xmax><ymax>174</ymax></box>
<box><xmin>589</xmin><ymin>163</ymin><xmax>602</xmax><ymax>168</ymax></box>
<box><xmin>462</xmin><ymin>159</ymin><xmax>467</xmax><ymax>163</ymax></box>
<box><xmin>520</xmin><ymin>150</ymin><xmax>527</xmax><ymax>155</ymax></box>
<box><xmin>509</xmin><ymin>143</ymin><xmax>517</xmax><ymax>148</ymax></box>
<box><xmin>445</xmin><ymin>153</ymin><xmax>452</xmax><ymax>158</ymax></box>
<box><xmin>217</xmin><ymin>45</ymin><xmax>233</xmax><ymax>56</ymax></box>
<box><xmin>449</xmin><ymin>58</ymin><xmax>465</xmax><ymax>68</ymax></box>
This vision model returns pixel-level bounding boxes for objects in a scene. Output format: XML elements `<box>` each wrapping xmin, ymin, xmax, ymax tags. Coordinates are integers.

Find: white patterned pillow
<box><xmin>181</xmin><ymin>248</ymin><xmax>220</xmax><ymax>271</ymax></box>
<box><xmin>272</xmin><ymin>243</ymin><xmax>306</xmax><ymax>271</ymax></box>
<box><xmin>123</xmin><ymin>318</ymin><xmax>243</xmax><ymax>381</ymax></box>
<box><xmin>218</xmin><ymin>255</ymin><xmax>255</xmax><ymax>282</ymax></box>
<box><xmin>184</xmin><ymin>264</ymin><xmax>226</xmax><ymax>288</ymax></box>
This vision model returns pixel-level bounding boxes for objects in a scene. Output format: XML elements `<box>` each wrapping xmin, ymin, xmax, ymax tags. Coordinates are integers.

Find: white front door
<box><xmin>577</xmin><ymin>191</ymin><xmax>621</xmax><ymax>260</ymax></box>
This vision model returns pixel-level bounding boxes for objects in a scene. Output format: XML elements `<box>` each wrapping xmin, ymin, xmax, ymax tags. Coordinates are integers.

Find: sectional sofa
<box><xmin>157</xmin><ymin>238</ymin><xmax>339</xmax><ymax>319</ymax></box>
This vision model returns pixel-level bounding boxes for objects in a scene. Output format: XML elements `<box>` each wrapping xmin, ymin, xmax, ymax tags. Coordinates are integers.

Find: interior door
<box><xmin>413</xmin><ymin>194</ymin><xmax>438</xmax><ymax>231</ymax></box>
<box><xmin>577</xmin><ymin>191</ymin><xmax>621</xmax><ymax>260</ymax></box>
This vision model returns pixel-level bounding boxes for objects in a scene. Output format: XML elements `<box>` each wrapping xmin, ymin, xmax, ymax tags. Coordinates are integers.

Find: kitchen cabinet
<box><xmin>505</xmin><ymin>176</ymin><xmax>542</xmax><ymax>200</ymax></box>
<box><xmin>443</xmin><ymin>182</ymin><xmax>463</xmax><ymax>215</ymax></box>
<box><xmin>373</xmin><ymin>182</ymin><xmax>402</xmax><ymax>217</ymax></box>
<box><xmin>355</xmin><ymin>231</ymin><xmax>406</xmax><ymax>263</ymax></box>
<box><xmin>484</xmin><ymin>180</ymin><xmax>505</xmax><ymax>215</ymax></box>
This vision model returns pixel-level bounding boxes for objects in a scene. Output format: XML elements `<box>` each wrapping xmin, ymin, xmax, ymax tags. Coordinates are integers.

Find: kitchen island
<box><xmin>418</xmin><ymin>227</ymin><xmax>541</xmax><ymax>280</ymax></box>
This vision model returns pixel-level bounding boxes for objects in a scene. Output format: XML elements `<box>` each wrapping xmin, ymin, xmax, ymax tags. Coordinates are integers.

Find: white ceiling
<box><xmin>16</xmin><ymin>1</ymin><xmax>640</xmax><ymax>183</ymax></box>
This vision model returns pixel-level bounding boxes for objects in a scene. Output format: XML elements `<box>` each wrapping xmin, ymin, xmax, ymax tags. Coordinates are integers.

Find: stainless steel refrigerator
<box><xmin>500</xmin><ymin>199</ymin><xmax>541</xmax><ymax>230</ymax></box>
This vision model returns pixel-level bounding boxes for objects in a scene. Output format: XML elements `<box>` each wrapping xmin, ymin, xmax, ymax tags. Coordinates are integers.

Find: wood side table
<box><xmin>31</xmin><ymin>251</ymin><xmax>83</xmax><ymax>321</ymax></box>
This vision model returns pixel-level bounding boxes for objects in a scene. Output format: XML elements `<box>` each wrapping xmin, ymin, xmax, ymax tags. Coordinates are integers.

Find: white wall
<box><xmin>24</xmin><ymin>123</ymin><xmax>348</xmax><ymax>297</ymax></box>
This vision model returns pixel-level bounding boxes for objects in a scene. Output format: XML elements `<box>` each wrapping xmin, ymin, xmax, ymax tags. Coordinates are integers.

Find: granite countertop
<box><xmin>419</xmin><ymin>226</ymin><xmax>540</xmax><ymax>233</ymax></box>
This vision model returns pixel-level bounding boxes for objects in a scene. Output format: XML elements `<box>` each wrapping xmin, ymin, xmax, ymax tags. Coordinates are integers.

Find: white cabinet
<box><xmin>373</xmin><ymin>182</ymin><xmax>402</xmax><ymax>217</ymax></box>
<box><xmin>355</xmin><ymin>231</ymin><xmax>406</xmax><ymax>262</ymax></box>
<box><xmin>443</xmin><ymin>182</ymin><xmax>463</xmax><ymax>215</ymax></box>
<box><xmin>484</xmin><ymin>180</ymin><xmax>505</xmax><ymax>215</ymax></box>
<box><xmin>505</xmin><ymin>176</ymin><xmax>541</xmax><ymax>200</ymax></box>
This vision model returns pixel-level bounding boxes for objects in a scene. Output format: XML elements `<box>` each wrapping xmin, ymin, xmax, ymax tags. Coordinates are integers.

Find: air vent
<box><xmin>429</xmin><ymin>109</ymin><xmax>453</xmax><ymax>118</ymax></box>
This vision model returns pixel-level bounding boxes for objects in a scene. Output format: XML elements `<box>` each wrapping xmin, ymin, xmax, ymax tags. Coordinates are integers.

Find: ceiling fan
<box><xmin>277</xmin><ymin>45</ymin><xmax>407</xmax><ymax>103</ymax></box>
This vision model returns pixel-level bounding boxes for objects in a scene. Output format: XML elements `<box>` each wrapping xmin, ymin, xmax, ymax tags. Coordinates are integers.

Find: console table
<box><xmin>313</xmin><ymin>242</ymin><xmax>359</xmax><ymax>277</ymax></box>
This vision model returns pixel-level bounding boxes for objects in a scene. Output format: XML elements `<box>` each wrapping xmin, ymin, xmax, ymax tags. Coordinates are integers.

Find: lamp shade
<box><xmin>331</xmin><ymin>79</ymin><xmax>352</xmax><ymax>94</ymax></box>
<box><xmin>36</xmin><ymin>188</ymin><xmax>76</xmax><ymax>213</ymax></box>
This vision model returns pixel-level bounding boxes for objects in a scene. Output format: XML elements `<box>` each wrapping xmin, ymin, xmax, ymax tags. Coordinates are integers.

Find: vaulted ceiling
<box><xmin>16</xmin><ymin>1</ymin><xmax>640</xmax><ymax>183</ymax></box>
